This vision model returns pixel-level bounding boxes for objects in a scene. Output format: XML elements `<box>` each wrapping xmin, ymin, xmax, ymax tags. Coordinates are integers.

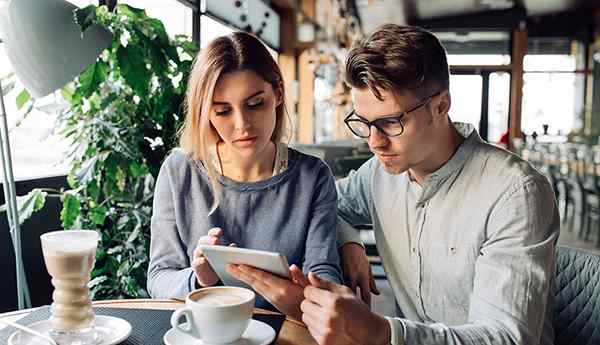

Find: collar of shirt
<box><xmin>415</xmin><ymin>122</ymin><xmax>482</xmax><ymax>205</ymax></box>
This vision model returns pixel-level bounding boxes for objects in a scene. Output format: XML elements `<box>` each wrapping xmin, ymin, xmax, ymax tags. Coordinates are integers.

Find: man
<box><xmin>299</xmin><ymin>24</ymin><xmax>559</xmax><ymax>345</ymax></box>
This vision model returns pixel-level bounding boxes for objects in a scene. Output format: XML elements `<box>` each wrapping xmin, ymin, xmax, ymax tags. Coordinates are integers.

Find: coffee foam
<box><xmin>194</xmin><ymin>293</ymin><xmax>248</xmax><ymax>306</ymax></box>
<box><xmin>42</xmin><ymin>231</ymin><xmax>98</xmax><ymax>253</ymax></box>
<box><xmin>45</xmin><ymin>240</ymin><xmax>96</xmax><ymax>254</ymax></box>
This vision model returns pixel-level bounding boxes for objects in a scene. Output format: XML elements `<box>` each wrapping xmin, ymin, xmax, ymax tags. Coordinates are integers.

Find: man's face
<box><xmin>350</xmin><ymin>88</ymin><xmax>441</xmax><ymax>175</ymax></box>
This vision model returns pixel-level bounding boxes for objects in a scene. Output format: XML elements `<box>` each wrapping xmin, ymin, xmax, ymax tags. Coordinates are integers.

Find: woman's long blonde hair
<box><xmin>179</xmin><ymin>32</ymin><xmax>288</xmax><ymax>213</ymax></box>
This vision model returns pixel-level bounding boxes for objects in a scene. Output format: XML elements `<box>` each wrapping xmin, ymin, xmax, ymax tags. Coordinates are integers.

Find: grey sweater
<box><xmin>147</xmin><ymin>148</ymin><xmax>342</xmax><ymax>306</ymax></box>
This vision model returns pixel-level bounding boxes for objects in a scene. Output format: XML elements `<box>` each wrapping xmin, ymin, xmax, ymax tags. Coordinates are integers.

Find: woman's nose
<box><xmin>234</xmin><ymin>110</ymin><xmax>251</xmax><ymax>131</ymax></box>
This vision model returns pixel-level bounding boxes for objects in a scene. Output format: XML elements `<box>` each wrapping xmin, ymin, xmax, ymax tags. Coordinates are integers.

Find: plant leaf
<box><xmin>74</xmin><ymin>5</ymin><xmax>98</xmax><ymax>34</ymax></box>
<box><xmin>16</xmin><ymin>89</ymin><xmax>31</xmax><ymax>110</ymax></box>
<box><xmin>89</xmin><ymin>205</ymin><xmax>108</xmax><ymax>226</ymax></box>
<box><xmin>78</xmin><ymin>62</ymin><xmax>107</xmax><ymax>97</ymax></box>
<box><xmin>61</xmin><ymin>193</ymin><xmax>81</xmax><ymax>229</ymax></box>
<box><xmin>117</xmin><ymin>44</ymin><xmax>150</xmax><ymax>96</ymax></box>
<box><xmin>0</xmin><ymin>189</ymin><xmax>47</xmax><ymax>226</ymax></box>
<box><xmin>75</xmin><ymin>156</ymin><xmax>98</xmax><ymax>185</ymax></box>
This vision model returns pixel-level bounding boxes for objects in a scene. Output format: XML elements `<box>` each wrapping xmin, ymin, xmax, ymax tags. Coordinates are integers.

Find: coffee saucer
<box><xmin>163</xmin><ymin>319</ymin><xmax>276</xmax><ymax>345</ymax></box>
<box><xmin>8</xmin><ymin>315</ymin><xmax>132</xmax><ymax>345</ymax></box>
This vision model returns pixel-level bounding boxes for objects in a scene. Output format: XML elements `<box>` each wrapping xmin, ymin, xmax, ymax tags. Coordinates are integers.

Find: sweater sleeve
<box><xmin>302</xmin><ymin>162</ymin><xmax>344</xmax><ymax>284</ymax></box>
<box><xmin>147</xmin><ymin>158</ymin><xmax>197</xmax><ymax>299</ymax></box>
<box><xmin>335</xmin><ymin>157</ymin><xmax>376</xmax><ymax>246</ymax></box>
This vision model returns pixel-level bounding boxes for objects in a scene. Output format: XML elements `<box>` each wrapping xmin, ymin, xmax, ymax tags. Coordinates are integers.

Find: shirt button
<box><xmin>412</xmin><ymin>247</ymin><xmax>417</xmax><ymax>254</ymax></box>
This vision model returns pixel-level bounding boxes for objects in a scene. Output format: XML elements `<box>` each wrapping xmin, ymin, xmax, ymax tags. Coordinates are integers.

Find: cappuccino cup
<box><xmin>170</xmin><ymin>286</ymin><xmax>255</xmax><ymax>343</ymax></box>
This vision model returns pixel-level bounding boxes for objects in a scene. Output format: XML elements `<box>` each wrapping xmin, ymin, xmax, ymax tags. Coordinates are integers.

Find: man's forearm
<box><xmin>389</xmin><ymin>317</ymin><xmax>525</xmax><ymax>345</ymax></box>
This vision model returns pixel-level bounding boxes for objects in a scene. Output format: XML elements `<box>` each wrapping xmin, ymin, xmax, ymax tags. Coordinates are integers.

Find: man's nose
<box><xmin>368</xmin><ymin>126</ymin><xmax>389</xmax><ymax>149</ymax></box>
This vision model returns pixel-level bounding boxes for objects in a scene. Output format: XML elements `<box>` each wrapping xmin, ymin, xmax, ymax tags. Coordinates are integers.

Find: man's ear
<box><xmin>434</xmin><ymin>90</ymin><xmax>451</xmax><ymax>118</ymax></box>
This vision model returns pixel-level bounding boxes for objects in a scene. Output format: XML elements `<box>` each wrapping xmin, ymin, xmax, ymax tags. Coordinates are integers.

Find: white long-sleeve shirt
<box><xmin>337</xmin><ymin>123</ymin><xmax>558</xmax><ymax>345</ymax></box>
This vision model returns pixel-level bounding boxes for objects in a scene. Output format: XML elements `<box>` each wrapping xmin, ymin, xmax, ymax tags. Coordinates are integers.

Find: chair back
<box><xmin>553</xmin><ymin>246</ymin><xmax>600</xmax><ymax>345</ymax></box>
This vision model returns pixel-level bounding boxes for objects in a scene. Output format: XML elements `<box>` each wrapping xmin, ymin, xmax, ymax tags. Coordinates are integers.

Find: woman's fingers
<box><xmin>208</xmin><ymin>227</ymin><xmax>223</xmax><ymax>237</ymax></box>
<box><xmin>191</xmin><ymin>256</ymin><xmax>207</xmax><ymax>270</ymax></box>
<box><xmin>290</xmin><ymin>264</ymin><xmax>309</xmax><ymax>287</ymax></box>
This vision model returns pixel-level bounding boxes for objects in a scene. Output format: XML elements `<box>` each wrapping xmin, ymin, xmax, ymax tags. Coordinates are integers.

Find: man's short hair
<box><xmin>345</xmin><ymin>24</ymin><xmax>450</xmax><ymax>101</ymax></box>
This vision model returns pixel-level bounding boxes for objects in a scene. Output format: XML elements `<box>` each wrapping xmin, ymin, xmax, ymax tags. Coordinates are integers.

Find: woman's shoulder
<box><xmin>287</xmin><ymin>147</ymin><xmax>333</xmax><ymax>179</ymax></box>
<box><xmin>161</xmin><ymin>148</ymin><xmax>207</xmax><ymax>178</ymax></box>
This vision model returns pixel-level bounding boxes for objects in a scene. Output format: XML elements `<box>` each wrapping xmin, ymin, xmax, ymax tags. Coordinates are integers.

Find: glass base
<box><xmin>50</xmin><ymin>325</ymin><xmax>102</xmax><ymax>345</ymax></box>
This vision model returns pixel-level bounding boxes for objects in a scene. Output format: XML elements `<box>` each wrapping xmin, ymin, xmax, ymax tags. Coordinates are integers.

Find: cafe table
<box><xmin>0</xmin><ymin>299</ymin><xmax>317</xmax><ymax>345</ymax></box>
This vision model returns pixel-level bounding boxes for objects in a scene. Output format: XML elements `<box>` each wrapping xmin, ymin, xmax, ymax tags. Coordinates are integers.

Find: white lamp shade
<box><xmin>0</xmin><ymin>0</ymin><xmax>112</xmax><ymax>98</ymax></box>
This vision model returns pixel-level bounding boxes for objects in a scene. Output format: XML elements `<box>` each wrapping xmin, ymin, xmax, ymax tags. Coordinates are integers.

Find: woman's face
<box><xmin>209</xmin><ymin>69</ymin><xmax>281</xmax><ymax>160</ymax></box>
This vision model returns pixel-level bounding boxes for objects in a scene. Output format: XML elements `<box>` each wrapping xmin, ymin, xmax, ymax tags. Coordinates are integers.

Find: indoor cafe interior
<box><xmin>1</xmin><ymin>0</ymin><xmax>600</xmax><ymax>344</ymax></box>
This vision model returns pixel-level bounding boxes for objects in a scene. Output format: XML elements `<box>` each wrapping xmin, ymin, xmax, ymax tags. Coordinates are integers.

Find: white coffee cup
<box><xmin>170</xmin><ymin>286</ymin><xmax>255</xmax><ymax>343</ymax></box>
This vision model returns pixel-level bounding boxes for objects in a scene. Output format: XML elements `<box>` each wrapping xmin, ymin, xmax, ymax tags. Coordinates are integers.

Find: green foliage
<box><xmin>56</xmin><ymin>4</ymin><xmax>198</xmax><ymax>299</ymax></box>
<box><xmin>0</xmin><ymin>189</ymin><xmax>49</xmax><ymax>226</ymax></box>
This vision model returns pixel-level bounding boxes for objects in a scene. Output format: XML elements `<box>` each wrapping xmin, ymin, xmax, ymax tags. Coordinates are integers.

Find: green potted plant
<box><xmin>5</xmin><ymin>4</ymin><xmax>198</xmax><ymax>299</ymax></box>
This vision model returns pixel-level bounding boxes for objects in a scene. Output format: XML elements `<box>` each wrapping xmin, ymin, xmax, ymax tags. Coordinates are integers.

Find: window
<box><xmin>200</xmin><ymin>15</ymin><xmax>277</xmax><ymax>58</ymax></box>
<box><xmin>119</xmin><ymin>0</ymin><xmax>193</xmax><ymax>37</ymax></box>
<box><xmin>435</xmin><ymin>31</ymin><xmax>511</xmax><ymax>66</ymax></box>
<box><xmin>200</xmin><ymin>15</ymin><xmax>235</xmax><ymax>48</ymax></box>
<box><xmin>65</xmin><ymin>0</ymin><xmax>97</xmax><ymax>6</ymax></box>
<box><xmin>0</xmin><ymin>44</ymin><xmax>70</xmax><ymax>181</ymax></box>
<box><xmin>488</xmin><ymin>72</ymin><xmax>510</xmax><ymax>142</ymax></box>
<box><xmin>521</xmin><ymin>46</ymin><xmax>584</xmax><ymax>138</ymax></box>
<box><xmin>449</xmin><ymin>75</ymin><xmax>482</xmax><ymax>129</ymax></box>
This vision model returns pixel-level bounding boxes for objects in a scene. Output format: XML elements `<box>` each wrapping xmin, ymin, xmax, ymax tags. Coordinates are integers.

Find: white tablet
<box><xmin>199</xmin><ymin>245</ymin><xmax>291</xmax><ymax>289</ymax></box>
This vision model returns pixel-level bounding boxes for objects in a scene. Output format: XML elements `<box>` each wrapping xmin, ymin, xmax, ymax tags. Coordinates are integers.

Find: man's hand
<box><xmin>339</xmin><ymin>242</ymin><xmax>380</xmax><ymax>306</ymax></box>
<box><xmin>227</xmin><ymin>264</ymin><xmax>306</xmax><ymax>321</ymax></box>
<box><xmin>301</xmin><ymin>272</ymin><xmax>390</xmax><ymax>345</ymax></box>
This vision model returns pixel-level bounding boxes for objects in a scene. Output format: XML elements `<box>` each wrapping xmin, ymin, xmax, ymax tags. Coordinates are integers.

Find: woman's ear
<box><xmin>274</xmin><ymin>82</ymin><xmax>284</xmax><ymax>107</ymax></box>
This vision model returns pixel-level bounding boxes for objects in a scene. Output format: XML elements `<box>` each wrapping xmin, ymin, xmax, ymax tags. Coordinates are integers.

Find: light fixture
<box><xmin>297</xmin><ymin>13</ymin><xmax>316</xmax><ymax>44</ymax></box>
<box><xmin>0</xmin><ymin>0</ymin><xmax>112</xmax><ymax>309</ymax></box>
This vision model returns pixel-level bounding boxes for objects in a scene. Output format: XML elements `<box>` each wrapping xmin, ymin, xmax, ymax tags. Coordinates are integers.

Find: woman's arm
<box><xmin>147</xmin><ymin>160</ymin><xmax>197</xmax><ymax>299</ymax></box>
<box><xmin>303</xmin><ymin>162</ymin><xmax>344</xmax><ymax>284</ymax></box>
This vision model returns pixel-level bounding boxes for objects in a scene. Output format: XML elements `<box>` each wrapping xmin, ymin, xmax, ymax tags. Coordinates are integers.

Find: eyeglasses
<box><xmin>344</xmin><ymin>91</ymin><xmax>441</xmax><ymax>138</ymax></box>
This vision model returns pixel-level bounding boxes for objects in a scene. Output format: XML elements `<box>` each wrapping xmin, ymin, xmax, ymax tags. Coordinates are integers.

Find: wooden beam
<box><xmin>587</xmin><ymin>9</ymin><xmax>600</xmax><ymax>136</ymax></box>
<box><xmin>508</xmin><ymin>26</ymin><xmax>527</xmax><ymax>150</ymax></box>
<box><xmin>278</xmin><ymin>8</ymin><xmax>297</xmax><ymax>142</ymax></box>
<box><xmin>297</xmin><ymin>0</ymin><xmax>316</xmax><ymax>143</ymax></box>
<box><xmin>271</xmin><ymin>0</ymin><xmax>295</xmax><ymax>11</ymax></box>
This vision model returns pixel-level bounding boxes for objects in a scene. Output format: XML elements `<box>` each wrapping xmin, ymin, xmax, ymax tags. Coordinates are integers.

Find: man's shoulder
<box><xmin>469</xmin><ymin>141</ymin><xmax>550</xmax><ymax>190</ymax></box>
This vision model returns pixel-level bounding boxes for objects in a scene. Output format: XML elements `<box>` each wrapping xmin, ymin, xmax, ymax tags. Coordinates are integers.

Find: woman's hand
<box><xmin>191</xmin><ymin>227</ymin><xmax>224</xmax><ymax>287</ymax></box>
<box><xmin>227</xmin><ymin>264</ymin><xmax>307</xmax><ymax>322</ymax></box>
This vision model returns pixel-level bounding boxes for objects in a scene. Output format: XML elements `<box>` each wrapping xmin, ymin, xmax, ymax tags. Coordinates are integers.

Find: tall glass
<box><xmin>40</xmin><ymin>230</ymin><xmax>100</xmax><ymax>345</ymax></box>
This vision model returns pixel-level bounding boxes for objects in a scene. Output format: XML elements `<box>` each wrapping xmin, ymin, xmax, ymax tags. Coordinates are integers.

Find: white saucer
<box><xmin>163</xmin><ymin>319</ymin><xmax>276</xmax><ymax>345</ymax></box>
<box><xmin>7</xmin><ymin>315</ymin><xmax>132</xmax><ymax>345</ymax></box>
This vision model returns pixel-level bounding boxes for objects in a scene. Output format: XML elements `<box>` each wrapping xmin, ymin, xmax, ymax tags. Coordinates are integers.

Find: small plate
<box><xmin>164</xmin><ymin>319</ymin><xmax>276</xmax><ymax>345</ymax></box>
<box><xmin>8</xmin><ymin>315</ymin><xmax>132</xmax><ymax>345</ymax></box>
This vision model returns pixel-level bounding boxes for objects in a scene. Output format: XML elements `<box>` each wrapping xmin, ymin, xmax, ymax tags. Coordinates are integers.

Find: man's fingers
<box><xmin>308</xmin><ymin>272</ymin><xmax>338</xmax><ymax>291</ymax></box>
<box><xmin>369</xmin><ymin>270</ymin><xmax>380</xmax><ymax>295</ymax></box>
<box><xmin>345</xmin><ymin>273</ymin><xmax>358</xmax><ymax>292</ymax></box>
<box><xmin>290</xmin><ymin>265</ymin><xmax>309</xmax><ymax>287</ymax></box>
<box><xmin>359</xmin><ymin>278</ymin><xmax>372</xmax><ymax>307</ymax></box>
<box><xmin>302</xmin><ymin>312</ymin><xmax>325</xmax><ymax>343</ymax></box>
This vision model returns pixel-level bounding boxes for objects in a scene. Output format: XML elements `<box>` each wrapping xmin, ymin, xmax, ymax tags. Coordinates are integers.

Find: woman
<box><xmin>147</xmin><ymin>32</ymin><xmax>342</xmax><ymax>320</ymax></box>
